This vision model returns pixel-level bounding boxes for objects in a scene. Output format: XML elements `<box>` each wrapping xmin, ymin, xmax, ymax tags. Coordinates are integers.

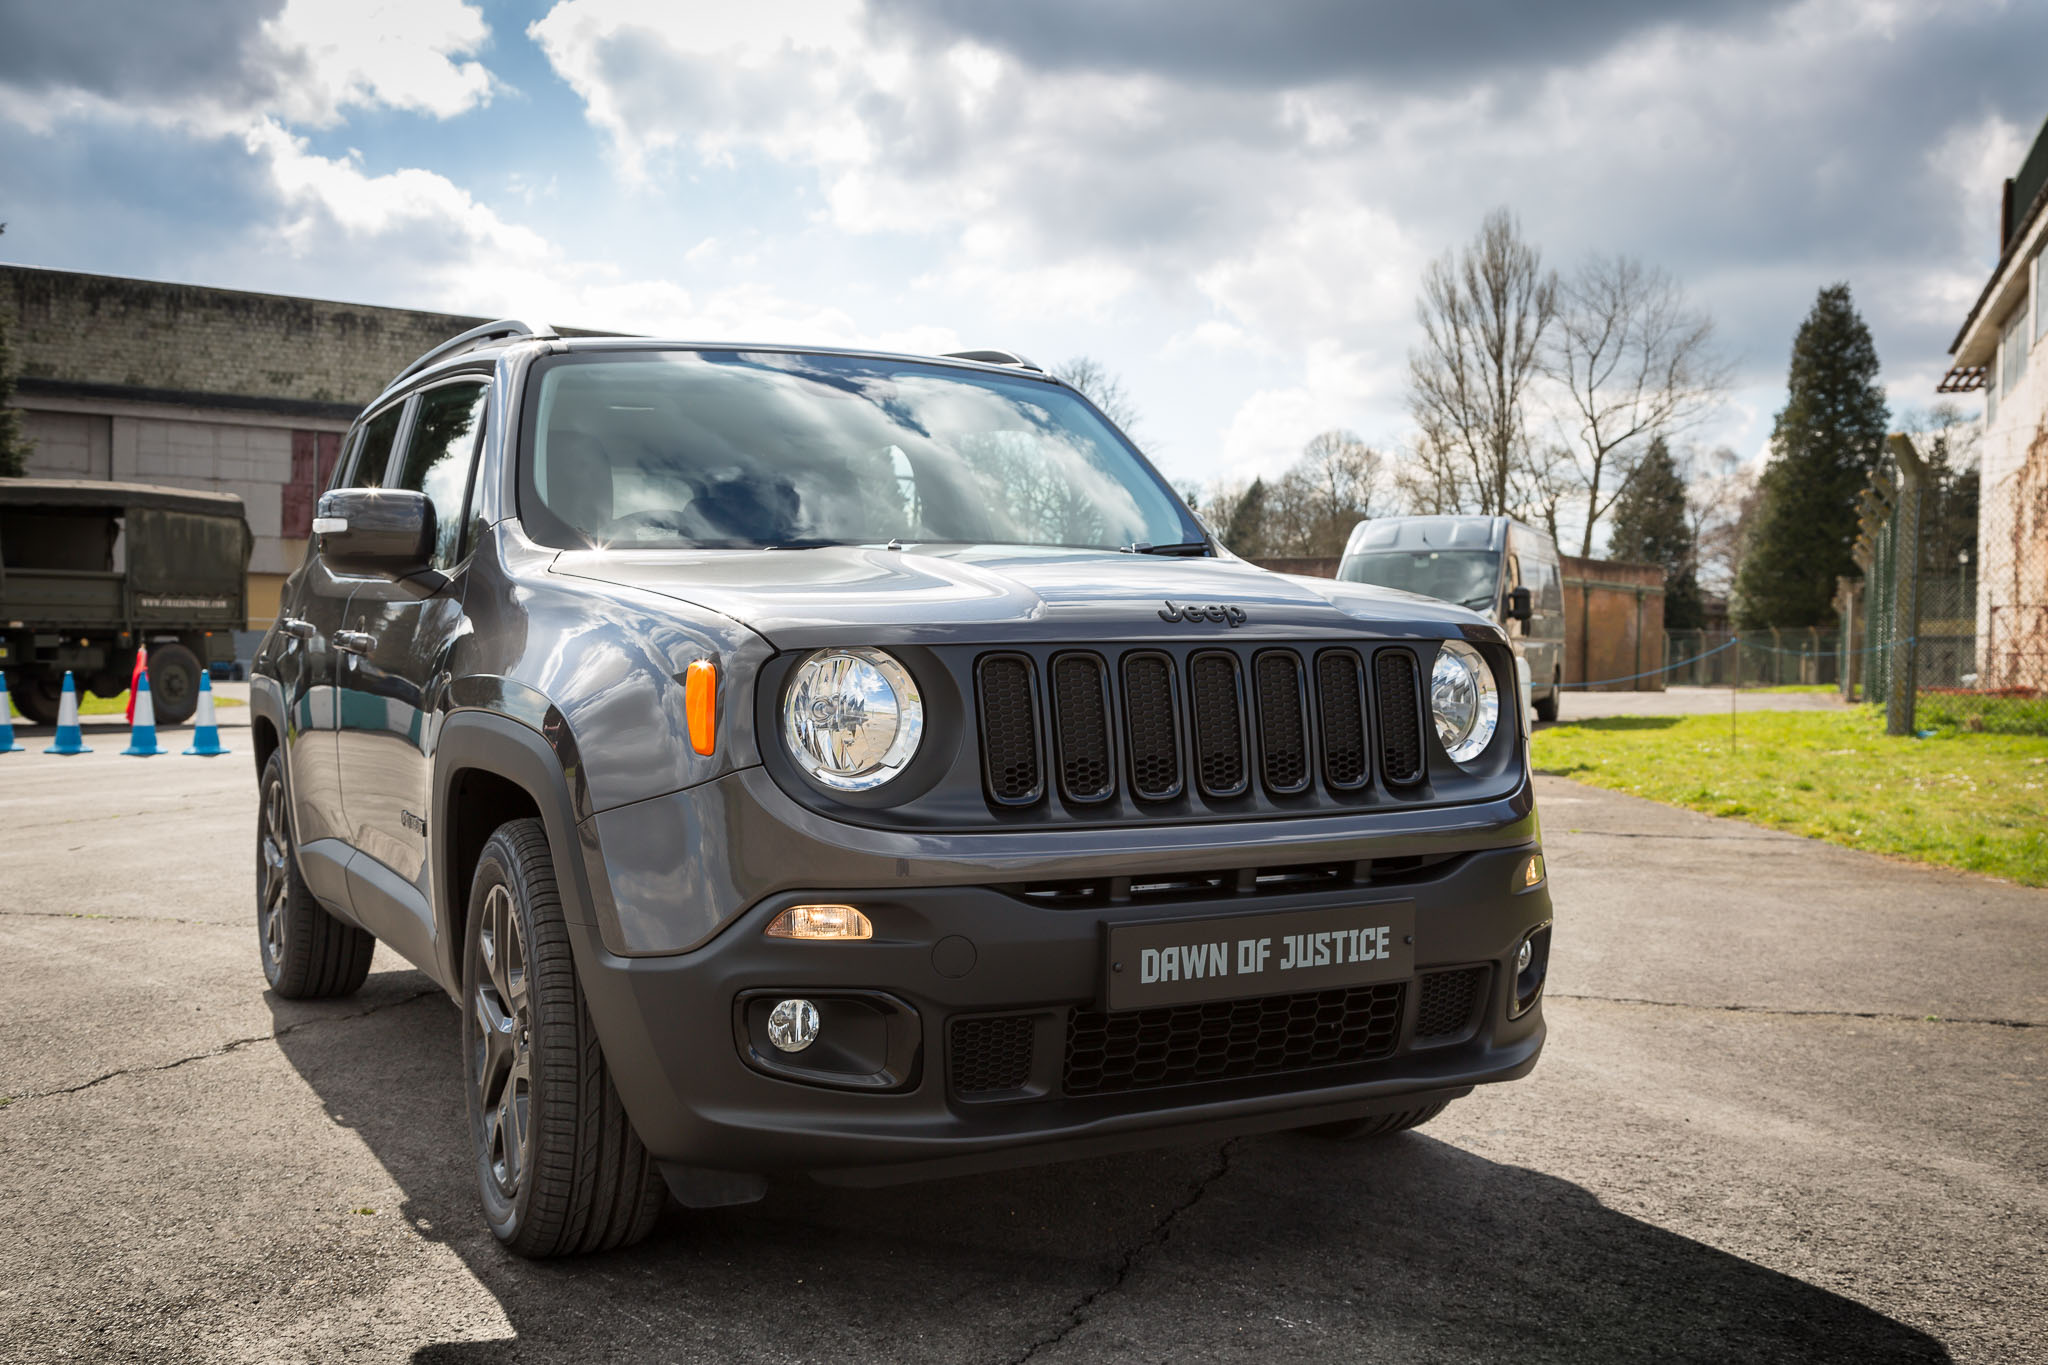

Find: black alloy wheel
<box><xmin>461</xmin><ymin>818</ymin><xmax>666</xmax><ymax>1257</ymax></box>
<box><xmin>256</xmin><ymin>749</ymin><xmax>375</xmax><ymax>998</ymax></box>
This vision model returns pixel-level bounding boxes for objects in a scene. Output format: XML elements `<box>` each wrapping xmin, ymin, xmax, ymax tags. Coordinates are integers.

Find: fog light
<box><xmin>1520</xmin><ymin>853</ymin><xmax>1545</xmax><ymax>889</ymax></box>
<box><xmin>1516</xmin><ymin>938</ymin><xmax>1534</xmax><ymax>973</ymax></box>
<box><xmin>764</xmin><ymin>904</ymin><xmax>874</xmax><ymax>941</ymax></box>
<box><xmin>766</xmin><ymin>998</ymin><xmax>820</xmax><ymax>1052</ymax></box>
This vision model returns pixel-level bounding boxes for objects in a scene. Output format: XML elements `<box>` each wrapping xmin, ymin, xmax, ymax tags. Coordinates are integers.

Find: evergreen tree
<box><xmin>1607</xmin><ymin>436</ymin><xmax>1702</xmax><ymax>629</ymax></box>
<box><xmin>1222</xmin><ymin>476</ymin><xmax>1269</xmax><ymax>557</ymax></box>
<box><xmin>1733</xmin><ymin>283</ymin><xmax>1888</xmax><ymax>627</ymax></box>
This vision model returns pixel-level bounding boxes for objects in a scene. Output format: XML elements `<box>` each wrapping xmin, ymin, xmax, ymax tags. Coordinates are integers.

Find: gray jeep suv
<box><xmin>250</xmin><ymin>323</ymin><xmax>1552</xmax><ymax>1257</ymax></box>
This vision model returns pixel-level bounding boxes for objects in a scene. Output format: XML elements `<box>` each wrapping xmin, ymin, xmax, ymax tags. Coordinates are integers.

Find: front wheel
<box><xmin>464</xmin><ymin>818</ymin><xmax>666</xmax><ymax>1257</ymax></box>
<box><xmin>257</xmin><ymin>750</ymin><xmax>375</xmax><ymax>998</ymax></box>
<box><xmin>1534</xmin><ymin>682</ymin><xmax>1560</xmax><ymax>724</ymax></box>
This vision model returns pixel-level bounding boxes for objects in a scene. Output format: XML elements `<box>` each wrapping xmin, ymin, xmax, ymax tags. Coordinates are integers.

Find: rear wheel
<box><xmin>257</xmin><ymin>750</ymin><xmax>375</xmax><ymax>998</ymax></box>
<box><xmin>1302</xmin><ymin>1100</ymin><xmax>1452</xmax><ymax>1141</ymax></box>
<box><xmin>10</xmin><ymin>672</ymin><xmax>62</xmax><ymax>728</ymax></box>
<box><xmin>146</xmin><ymin>643</ymin><xmax>204</xmax><ymax>726</ymax></box>
<box><xmin>464</xmin><ymin>818</ymin><xmax>666</xmax><ymax>1257</ymax></box>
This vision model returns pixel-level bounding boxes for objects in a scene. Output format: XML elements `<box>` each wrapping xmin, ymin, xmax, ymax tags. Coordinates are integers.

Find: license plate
<box><xmin>1104</xmin><ymin>901</ymin><xmax>1415</xmax><ymax>1012</ymax></box>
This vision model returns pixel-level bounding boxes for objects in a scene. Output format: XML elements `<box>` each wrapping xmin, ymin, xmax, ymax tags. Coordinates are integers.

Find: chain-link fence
<box><xmin>1661</xmin><ymin>629</ymin><xmax>1842</xmax><ymax>686</ymax></box>
<box><xmin>1852</xmin><ymin>432</ymin><xmax>2047</xmax><ymax>736</ymax></box>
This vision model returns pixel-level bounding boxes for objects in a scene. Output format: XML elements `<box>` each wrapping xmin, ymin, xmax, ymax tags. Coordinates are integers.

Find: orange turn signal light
<box><xmin>685</xmin><ymin>659</ymin><xmax>717</xmax><ymax>755</ymax></box>
<box><xmin>764</xmin><ymin>904</ymin><xmax>874</xmax><ymax>941</ymax></box>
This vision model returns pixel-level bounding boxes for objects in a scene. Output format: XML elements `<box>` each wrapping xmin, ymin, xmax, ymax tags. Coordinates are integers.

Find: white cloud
<box><xmin>261</xmin><ymin>0</ymin><xmax>496</xmax><ymax>126</ymax></box>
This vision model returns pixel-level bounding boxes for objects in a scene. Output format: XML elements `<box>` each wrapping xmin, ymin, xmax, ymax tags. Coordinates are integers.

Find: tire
<box><xmin>1534</xmin><ymin>683</ymin><xmax>1560</xmax><ymax>724</ymax></box>
<box><xmin>10</xmin><ymin>672</ymin><xmax>62</xmax><ymax>728</ymax></box>
<box><xmin>464</xmin><ymin>818</ymin><xmax>666</xmax><ymax>1258</ymax></box>
<box><xmin>1302</xmin><ymin>1100</ymin><xmax>1452</xmax><ymax>1142</ymax></box>
<box><xmin>257</xmin><ymin>749</ymin><xmax>375</xmax><ymax>999</ymax></box>
<box><xmin>145</xmin><ymin>643</ymin><xmax>204</xmax><ymax>726</ymax></box>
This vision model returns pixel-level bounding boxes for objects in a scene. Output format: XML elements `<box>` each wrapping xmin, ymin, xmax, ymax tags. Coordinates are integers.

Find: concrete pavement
<box><xmin>0</xmin><ymin>741</ymin><xmax>2040</xmax><ymax>1364</ymax></box>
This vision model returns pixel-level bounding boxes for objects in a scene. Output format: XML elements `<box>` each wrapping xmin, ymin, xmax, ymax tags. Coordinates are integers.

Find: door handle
<box><xmin>280</xmin><ymin>618</ymin><xmax>315</xmax><ymax>641</ymax></box>
<box><xmin>333</xmin><ymin>631</ymin><xmax>375</xmax><ymax>655</ymax></box>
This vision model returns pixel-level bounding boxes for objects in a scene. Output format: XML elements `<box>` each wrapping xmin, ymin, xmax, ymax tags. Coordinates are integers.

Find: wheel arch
<box><xmin>432</xmin><ymin>707</ymin><xmax>599</xmax><ymax>995</ymax></box>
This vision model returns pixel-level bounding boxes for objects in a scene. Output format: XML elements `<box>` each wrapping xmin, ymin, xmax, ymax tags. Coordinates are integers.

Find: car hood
<box><xmin>549</xmin><ymin>544</ymin><xmax>1494</xmax><ymax>648</ymax></box>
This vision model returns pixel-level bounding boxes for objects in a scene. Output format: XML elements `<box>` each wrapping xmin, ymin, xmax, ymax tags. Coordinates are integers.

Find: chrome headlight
<box><xmin>781</xmin><ymin>648</ymin><xmax>924</xmax><ymax>790</ymax></box>
<box><xmin>1430</xmin><ymin>640</ymin><xmax>1499</xmax><ymax>765</ymax></box>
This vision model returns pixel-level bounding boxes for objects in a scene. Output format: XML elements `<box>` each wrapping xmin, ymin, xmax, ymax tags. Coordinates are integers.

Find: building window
<box><xmin>2002</xmin><ymin>302</ymin><xmax>2028</xmax><ymax>398</ymax></box>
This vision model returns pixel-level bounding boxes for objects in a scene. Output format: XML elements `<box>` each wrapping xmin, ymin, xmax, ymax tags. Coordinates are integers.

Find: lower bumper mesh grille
<box><xmin>1063</xmin><ymin>983</ymin><xmax>1404</xmax><ymax>1097</ymax></box>
<box><xmin>951</xmin><ymin>1015</ymin><xmax>1037</xmax><ymax>1095</ymax></box>
<box><xmin>1415</xmin><ymin>966</ymin><xmax>1487</xmax><ymax>1041</ymax></box>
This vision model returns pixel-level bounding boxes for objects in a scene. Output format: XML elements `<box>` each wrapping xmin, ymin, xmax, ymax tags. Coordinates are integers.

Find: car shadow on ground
<box><xmin>270</xmin><ymin>983</ymin><xmax>1950</xmax><ymax>1365</ymax></box>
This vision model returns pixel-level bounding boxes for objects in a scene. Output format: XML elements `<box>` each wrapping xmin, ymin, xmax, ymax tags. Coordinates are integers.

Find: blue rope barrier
<box><xmin>1558</xmin><ymin>639</ymin><xmax>1736</xmax><ymax>689</ymax></box>
<box><xmin>1557</xmin><ymin>636</ymin><xmax>1922</xmax><ymax>690</ymax></box>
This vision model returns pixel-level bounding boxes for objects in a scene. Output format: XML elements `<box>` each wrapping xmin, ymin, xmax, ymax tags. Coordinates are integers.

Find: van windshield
<box><xmin>1337</xmin><ymin>550</ymin><xmax>1501</xmax><ymax>612</ymax></box>
<box><xmin>516</xmin><ymin>350</ymin><xmax>1202</xmax><ymax>553</ymax></box>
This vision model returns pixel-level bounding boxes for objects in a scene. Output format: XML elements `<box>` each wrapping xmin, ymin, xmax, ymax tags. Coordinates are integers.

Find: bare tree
<box><xmin>1052</xmin><ymin>355</ymin><xmax>1143</xmax><ymax>439</ymax></box>
<box><xmin>1407</xmin><ymin>208</ymin><xmax>1558</xmax><ymax>517</ymax></box>
<box><xmin>1267</xmin><ymin>429</ymin><xmax>1389</xmax><ymax>555</ymax></box>
<box><xmin>1548</xmin><ymin>254</ymin><xmax>1729</xmax><ymax>557</ymax></box>
<box><xmin>1686</xmin><ymin>446</ymin><xmax>1758</xmax><ymax>600</ymax></box>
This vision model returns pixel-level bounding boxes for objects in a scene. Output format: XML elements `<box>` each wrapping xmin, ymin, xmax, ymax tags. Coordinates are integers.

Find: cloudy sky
<box><xmin>1</xmin><ymin>0</ymin><xmax>2040</xmax><ymax>542</ymax></box>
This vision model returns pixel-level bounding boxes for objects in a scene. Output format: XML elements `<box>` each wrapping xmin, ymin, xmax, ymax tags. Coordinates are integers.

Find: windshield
<box><xmin>516</xmin><ymin>350</ymin><xmax>1203</xmax><ymax>552</ymax></box>
<box><xmin>1338</xmin><ymin>549</ymin><xmax>1501</xmax><ymax>612</ymax></box>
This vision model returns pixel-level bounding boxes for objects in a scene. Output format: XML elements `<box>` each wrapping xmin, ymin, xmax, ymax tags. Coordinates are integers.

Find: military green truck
<box><xmin>0</xmin><ymin>479</ymin><xmax>252</xmax><ymax>727</ymax></box>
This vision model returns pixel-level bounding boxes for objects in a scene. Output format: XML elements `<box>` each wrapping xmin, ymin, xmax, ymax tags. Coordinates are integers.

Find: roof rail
<box><xmin>387</xmin><ymin>318</ymin><xmax>558</xmax><ymax>390</ymax></box>
<box><xmin>941</xmin><ymin>348</ymin><xmax>1044</xmax><ymax>373</ymax></box>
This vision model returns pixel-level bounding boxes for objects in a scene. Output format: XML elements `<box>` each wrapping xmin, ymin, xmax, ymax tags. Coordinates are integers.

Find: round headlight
<box><xmin>781</xmin><ymin>648</ymin><xmax>924</xmax><ymax>791</ymax></box>
<box><xmin>1430</xmin><ymin>640</ymin><xmax>1499</xmax><ymax>765</ymax></box>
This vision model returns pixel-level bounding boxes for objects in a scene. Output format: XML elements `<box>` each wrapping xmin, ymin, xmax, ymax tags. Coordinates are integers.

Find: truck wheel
<box><xmin>1534</xmin><ymin>683</ymin><xmax>1560</xmax><ymax>724</ymax></box>
<box><xmin>1301</xmin><ymin>1100</ymin><xmax>1451</xmax><ymax>1141</ymax></box>
<box><xmin>10</xmin><ymin>673</ymin><xmax>62</xmax><ymax>728</ymax></box>
<box><xmin>464</xmin><ymin>818</ymin><xmax>666</xmax><ymax>1258</ymax></box>
<box><xmin>257</xmin><ymin>750</ymin><xmax>375</xmax><ymax>998</ymax></box>
<box><xmin>146</xmin><ymin>643</ymin><xmax>204</xmax><ymax>726</ymax></box>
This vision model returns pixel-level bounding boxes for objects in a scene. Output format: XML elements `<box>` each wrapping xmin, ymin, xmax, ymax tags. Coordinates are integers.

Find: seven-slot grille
<box><xmin>976</xmin><ymin>644</ymin><xmax>1432</xmax><ymax>808</ymax></box>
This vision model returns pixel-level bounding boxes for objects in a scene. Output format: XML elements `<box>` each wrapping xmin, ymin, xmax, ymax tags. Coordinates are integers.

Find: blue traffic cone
<box><xmin>121</xmin><ymin>668</ymin><xmax>165</xmax><ymax>757</ymax></box>
<box><xmin>44</xmin><ymin>672</ymin><xmax>93</xmax><ymax>755</ymax></box>
<box><xmin>0</xmin><ymin>673</ymin><xmax>21</xmax><ymax>753</ymax></box>
<box><xmin>183</xmin><ymin>670</ymin><xmax>229</xmax><ymax>756</ymax></box>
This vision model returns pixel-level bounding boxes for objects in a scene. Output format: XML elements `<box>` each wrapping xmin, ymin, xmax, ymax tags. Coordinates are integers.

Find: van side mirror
<box><xmin>1508</xmin><ymin>585</ymin><xmax>1533</xmax><ymax>623</ymax></box>
<box><xmin>313</xmin><ymin>488</ymin><xmax>434</xmax><ymax>574</ymax></box>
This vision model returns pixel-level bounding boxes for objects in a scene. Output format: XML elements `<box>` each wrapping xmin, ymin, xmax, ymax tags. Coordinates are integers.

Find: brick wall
<box><xmin>1561</xmin><ymin>556</ymin><xmax>1667</xmax><ymax>691</ymax></box>
<box><xmin>4</xmin><ymin>264</ymin><xmax>497</xmax><ymax>407</ymax></box>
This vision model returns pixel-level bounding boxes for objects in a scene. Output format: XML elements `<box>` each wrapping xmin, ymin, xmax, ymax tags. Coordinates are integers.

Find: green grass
<box><xmin>1915</xmin><ymin>691</ymin><xmax>2048</xmax><ymax>738</ymax></box>
<box><xmin>1532</xmin><ymin>708</ymin><xmax>2048</xmax><ymax>886</ymax></box>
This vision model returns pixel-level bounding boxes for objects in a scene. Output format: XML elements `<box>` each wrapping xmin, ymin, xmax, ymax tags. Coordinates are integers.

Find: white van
<box><xmin>1337</xmin><ymin>515</ymin><xmax>1567</xmax><ymax>721</ymax></box>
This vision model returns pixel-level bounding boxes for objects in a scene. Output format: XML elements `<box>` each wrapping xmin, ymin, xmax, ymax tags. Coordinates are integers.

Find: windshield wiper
<box><xmin>762</xmin><ymin>538</ymin><xmax>861</xmax><ymax>550</ymax></box>
<box><xmin>1121</xmin><ymin>541</ymin><xmax>1212</xmax><ymax>556</ymax></box>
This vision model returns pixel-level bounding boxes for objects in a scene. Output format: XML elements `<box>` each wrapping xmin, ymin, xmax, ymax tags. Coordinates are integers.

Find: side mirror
<box><xmin>1508</xmin><ymin>585</ymin><xmax>1533</xmax><ymax>623</ymax></box>
<box><xmin>313</xmin><ymin>488</ymin><xmax>434</xmax><ymax>574</ymax></box>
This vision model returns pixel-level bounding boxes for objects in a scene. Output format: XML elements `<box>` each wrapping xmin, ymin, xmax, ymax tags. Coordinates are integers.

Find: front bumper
<box><xmin>567</xmin><ymin>821</ymin><xmax>1552</xmax><ymax>1188</ymax></box>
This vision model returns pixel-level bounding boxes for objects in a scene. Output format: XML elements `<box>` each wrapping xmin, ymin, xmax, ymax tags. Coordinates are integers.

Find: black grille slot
<box><xmin>1051</xmin><ymin>653</ymin><xmax>1114</xmax><ymax>802</ymax></box>
<box><xmin>1254</xmin><ymin>650</ymin><xmax>1311</xmax><ymax>795</ymax></box>
<box><xmin>1188</xmin><ymin>651</ymin><xmax>1248</xmax><ymax>797</ymax></box>
<box><xmin>1374</xmin><ymin>649</ymin><xmax>1425</xmax><ymax>785</ymax></box>
<box><xmin>951</xmin><ymin>1015</ymin><xmax>1037</xmax><ymax>1095</ymax></box>
<box><xmin>1121</xmin><ymin>652</ymin><xmax>1182</xmax><ymax>800</ymax></box>
<box><xmin>1415</xmin><ymin>967</ymin><xmax>1486</xmax><ymax>1041</ymax></box>
<box><xmin>1064</xmin><ymin>984</ymin><xmax>1404</xmax><ymax>1096</ymax></box>
<box><xmin>1316</xmin><ymin>649</ymin><xmax>1369</xmax><ymax>790</ymax></box>
<box><xmin>977</xmin><ymin>654</ymin><xmax>1043</xmax><ymax>805</ymax></box>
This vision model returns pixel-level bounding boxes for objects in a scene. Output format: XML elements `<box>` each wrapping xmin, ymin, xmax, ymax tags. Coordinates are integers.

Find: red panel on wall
<box><xmin>282</xmin><ymin>429</ymin><xmax>343</xmax><ymax>539</ymax></box>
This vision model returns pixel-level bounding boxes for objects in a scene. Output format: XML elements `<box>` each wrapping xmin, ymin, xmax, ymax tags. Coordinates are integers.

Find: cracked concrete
<box><xmin>0</xmin><ymin>754</ymin><xmax>2042</xmax><ymax>1362</ymax></box>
